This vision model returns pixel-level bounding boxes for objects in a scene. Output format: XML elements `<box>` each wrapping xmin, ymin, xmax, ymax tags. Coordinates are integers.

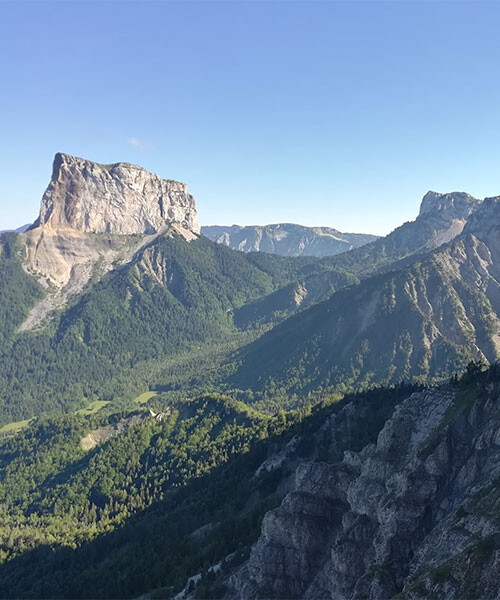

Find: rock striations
<box><xmin>17</xmin><ymin>153</ymin><xmax>200</xmax><ymax>330</ymax></box>
<box><xmin>227</xmin><ymin>374</ymin><xmax>500</xmax><ymax>599</ymax></box>
<box><xmin>34</xmin><ymin>153</ymin><xmax>200</xmax><ymax>234</ymax></box>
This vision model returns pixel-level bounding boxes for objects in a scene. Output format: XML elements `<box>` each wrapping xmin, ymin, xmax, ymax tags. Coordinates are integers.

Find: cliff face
<box><xmin>418</xmin><ymin>190</ymin><xmax>480</xmax><ymax>221</ymax></box>
<box><xmin>202</xmin><ymin>224</ymin><xmax>378</xmax><ymax>257</ymax></box>
<box><xmin>18</xmin><ymin>153</ymin><xmax>200</xmax><ymax>331</ymax></box>
<box><xmin>227</xmin><ymin>374</ymin><xmax>500</xmax><ymax>599</ymax></box>
<box><xmin>35</xmin><ymin>153</ymin><xmax>200</xmax><ymax>234</ymax></box>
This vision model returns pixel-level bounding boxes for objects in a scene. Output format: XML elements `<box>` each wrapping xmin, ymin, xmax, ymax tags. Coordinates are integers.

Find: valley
<box><xmin>0</xmin><ymin>153</ymin><xmax>499</xmax><ymax>599</ymax></box>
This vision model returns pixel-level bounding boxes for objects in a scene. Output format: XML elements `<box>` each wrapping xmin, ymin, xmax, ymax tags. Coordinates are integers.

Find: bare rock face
<box><xmin>418</xmin><ymin>190</ymin><xmax>480</xmax><ymax>220</ymax></box>
<box><xmin>35</xmin><ymin>153</ymin><xmax>200</xmax><ymax>234</ymax></box>
<box><xmin>18</xmin><ymin>153</ymin><xmax>200</xmax><ymax>331</ymax></box>
<box><xmin>227</xmin><ymin>379</ymin><xmax>500</xmax><ymax>599</ymax></box>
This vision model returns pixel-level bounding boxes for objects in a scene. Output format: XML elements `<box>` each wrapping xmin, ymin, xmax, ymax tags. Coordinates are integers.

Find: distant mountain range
<box><xmin>0</xmin><ymin>224</ymin><xmax>30</xmax><ymax>235</ymax></box>
<box><xmin>230</xmin><ymin>208</ymin><xmax>499</xmax><ymax>394</ymax></box>
<box><xmin>202</xmin><ymin>223</ymin><xmax>378</xmax><ymax>257</ymax></box>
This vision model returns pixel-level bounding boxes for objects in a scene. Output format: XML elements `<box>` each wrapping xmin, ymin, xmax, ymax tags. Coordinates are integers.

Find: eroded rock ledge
<box><xmin>227</xmin><ymin>381</ymin><xmax>500</xmax><ymax>599</ymax></box>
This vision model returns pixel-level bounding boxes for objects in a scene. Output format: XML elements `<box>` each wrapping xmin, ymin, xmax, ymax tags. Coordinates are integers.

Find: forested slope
<box><xmin>0</xmin><ymin>231</ymin><xmax>330</xmax><ymax>423</ymax></box>
<box><xmin>0</xmin><ymin>384</ymin><xmax>412</xmax><ymax>599</ymax></box>
<box><xmin>229</xmin><ymin>227</ymin><xmax>500</xmax><ymax>404</ymax></box>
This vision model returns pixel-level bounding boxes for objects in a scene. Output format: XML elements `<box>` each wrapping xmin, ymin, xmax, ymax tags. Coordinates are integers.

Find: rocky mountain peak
<box><xmin>418</xmin><ymin>190</ymin><xmax>481</xmax><ymax>220</ymax></box>
<box><xmin>463</xmin><ymin>195</ymin><xmax>500</xmax><ymax>238</ymax></box>
<box><xmin>34</xmin><ymin>152</ymin><xmax>200</xmax><ymax>235</ymax></box>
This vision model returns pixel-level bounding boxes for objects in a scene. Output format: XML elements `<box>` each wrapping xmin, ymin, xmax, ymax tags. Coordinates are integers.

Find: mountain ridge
<box><xmin>227</xmin><ymin>215</ymin><xmax>500</xmax><ymax>404</ymax></box>
<box><xmin>202</xmin><ymin>223</ymin><xmax>378</xmax><ymax>257</ymax></box>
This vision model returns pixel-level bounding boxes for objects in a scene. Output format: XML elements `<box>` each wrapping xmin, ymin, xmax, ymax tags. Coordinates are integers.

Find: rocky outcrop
<box><xmin>202</xmin><ymin>224</ymin><xmax>378</xmax><ymax>257</ymax></box>
<box><xmin>80</xmin><ymin>409</ymin><xmax>168</xmax><ymax>451</ymax></box>
<box><xmin>418</xmin><ymin>190</ymin><xmax>480</xmax><ymax>220</ymax></box>
<box><xmin>227</xmin><ymin>374</ymin><xmax>500</xmax><ymax>599</ymax></box>
<box><xmin>17</xmin><ymin>153</ymin><xmax>200</xmax><ymax>330</ymax></box>
<box><xmin>34</xmin><ymin>153</ymin><xmax>200</xmax><ymax>234</ymax></box>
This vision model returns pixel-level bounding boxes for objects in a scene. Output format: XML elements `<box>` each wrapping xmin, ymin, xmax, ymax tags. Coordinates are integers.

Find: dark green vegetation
<box><xmin>0</xmin><ymin>234</ymin><xmax>43</xmax><ymax>345</ymax></box>
<box><xmin>0</xmin><ymin>384</ymin><xmax>414</xmax><ymax>598</ymax></box>
<box><xmin>0</xmin><ymin>232</ymin><xmax>345</xmax><ymax>423</ymax></box>
<box><xmin>1</xmin><ymin>192</ymin><xmax>490</xmax><ymax>424</ymax></box>
<box><xmin>229</xmin><ymin>232</ymin><xmax>500</xmax><ymax>403</ymax></box>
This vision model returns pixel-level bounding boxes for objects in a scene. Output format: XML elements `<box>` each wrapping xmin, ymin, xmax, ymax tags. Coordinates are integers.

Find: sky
<box><xmin>1</xmin><ymin>1</ymin><xmax>500</xmax><ymax>235</ymax></box>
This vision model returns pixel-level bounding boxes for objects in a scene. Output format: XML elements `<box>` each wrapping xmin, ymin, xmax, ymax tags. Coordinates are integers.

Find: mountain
<box><xmin>227</xmin><ymin>364</ymin><xmax>500</xmax><ymax>600</ymax></box>
<box><xmin>0</xmin><ymin>153</ymin><xmax>499</xmax><ymax>599</ymax></box>
<box><xmin>0</xmin><ymin>224</ymin><xmax>30</xmax><ymax>235</ymax></box>
<box><xmin>0</xmin><ymin>153</ymin><xmax>491</xmax><ymax>423</ymax></box>
<box><xmin>230</xmin><ymin>191</ymin><xmax>484</xmax><ymax>327</ymax></box>
<box><xmin>33</xmin><ymin>152</ymin><xmax>200</xmax><ymax>234</ymax></box>
<box><xmin>202</xmin><ymin>223</ymin><xmax>378</xmax><ymax>257</ymax></box>
<box><xmin>0</xmin><ymin>365</ymin><xmax>498</xmax><ymax>599</ymax></box>
<box><xmin>320</xmin><ymin>190</ymin><xmax>482</xmax><ymax>277</ymax></box>
<box><xmin>227</xmin><ymin>195</ymin><xmax>500</xmax><ymax>404</ymax></box>
<box><xmin>0</xmin><ymin>153</ymin><xmax>333</xmax><ymax>423</ymax></box>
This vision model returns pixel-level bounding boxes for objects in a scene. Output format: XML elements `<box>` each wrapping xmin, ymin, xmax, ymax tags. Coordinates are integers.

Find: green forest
<box><xmin>0</xmin><ymin>383</ymin><xmax>417</xmax><ymax>598</ymax></box>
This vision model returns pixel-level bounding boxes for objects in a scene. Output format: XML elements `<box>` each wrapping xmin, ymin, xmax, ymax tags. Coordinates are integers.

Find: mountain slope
<box><xmin>228</xmin><ymin>191</ymin><xmax>483</xmax><ymax>325</ymax></box>
<box><xmin>0</xmin><ymin>383</ymin><xmax>415</xmax><ymax>599</ymax></box>
<box><xmin>228</xmin><ymin>198</ymin><xmax>500</xmax><ymax>403</ymax></box>
<box><xmin>228</xmin><ymin>364</ymin><xmax>500</xmax><ymax>600</ymax></box>
<box><xmin>320</xmin><ymin>191</ymin><xmax>481</xmax><ymax>277</ymax></box>
<box><xmin>1</xmin><ymin>367</ymin><xmax>498</xmax><ymax>600</ymax></box>
<box><xmin>0</xmin><ymin>229</ymin><xmax>326</xmax><ymax>423</ymax></box>
<box><xmin>202</xmin><ymin>223</ymin><xmax>378</xmax><ymax>257</ymax></box>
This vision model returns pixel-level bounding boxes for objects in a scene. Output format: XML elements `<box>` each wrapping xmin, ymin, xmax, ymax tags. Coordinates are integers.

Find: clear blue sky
<box><xmin>1</xmin><ymin>1</ymin><xmax>500</xmax><ymax>235</ymax></box>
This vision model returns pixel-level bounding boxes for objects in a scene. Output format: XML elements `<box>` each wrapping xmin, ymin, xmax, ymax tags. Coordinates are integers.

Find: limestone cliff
<box><xmin>227</xmin><ymin>371</ymin><xmax>500</xmax><ymax>599</ymax></box>
<box><xmin>18</xmin><ymin>153</ymin><xmax>200</xmax><ymax>330</ymax></box>
<box><xmin>34</xmin><ymin>153</ymin><xmax>200</xmax><ymax>234</ymax></box>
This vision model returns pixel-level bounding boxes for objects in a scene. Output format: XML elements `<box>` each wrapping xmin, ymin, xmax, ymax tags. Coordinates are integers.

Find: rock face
<box><xmin>227</xmin><ymin>373</ymin><xmax>500</xmax><ymax>599</ymax></box>
<box><xmin>17</xmin><ymin>153</ymin><xmax>200</xmax><ymax>331</ymax></box>
<box><xmin>34</xmin><ymin>153</ymin><xmax>200</xmax><ymax>234</ymax></box>
<box><xmin>418</xmin><ymin>190</ymin><xmax>480</xmax><ymax>220</ymax></box>
<box><xmin>202</xmin><ymin>224</ymin><xmax>378</xmax><ymax>257</ymax></box>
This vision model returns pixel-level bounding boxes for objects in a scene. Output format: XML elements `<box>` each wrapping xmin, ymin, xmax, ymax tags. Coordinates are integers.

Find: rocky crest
<box><xmin>34</xmin><ymin>153</ymin><xmax>200</xmax><ymax>234</ymax></box>
<box><xmin>202</xmin><ymin>223</ymin><xmax>378</xmax><ymax>257</ymax></box>
<box><xmin>418</xmin><ymin>190</ymin><xmax>481</xmax><ymax>220</ymax></box>
<box><xmin>17</xmin><ymin>153</ymin><xmax>200</xmax><ymax>331</ymax></box>
<box><xmin>227</xmin><ymin>372</ymin><xmax>500</xmax><ymax>599</ymax></box>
